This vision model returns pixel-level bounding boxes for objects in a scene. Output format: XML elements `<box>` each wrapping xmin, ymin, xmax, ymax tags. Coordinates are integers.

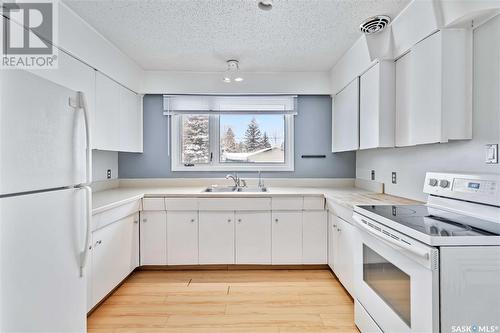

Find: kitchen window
<box><xmin>167</xmin><ymin>95</ymin><xmax>295</xmax><ymax>171</ymax></box>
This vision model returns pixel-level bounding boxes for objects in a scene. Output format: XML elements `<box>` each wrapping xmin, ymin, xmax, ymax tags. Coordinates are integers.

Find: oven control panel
<box><xmin>424</xmin><ymin>172</ymin><xmax>499</xmax><ymax>206</ymax></box>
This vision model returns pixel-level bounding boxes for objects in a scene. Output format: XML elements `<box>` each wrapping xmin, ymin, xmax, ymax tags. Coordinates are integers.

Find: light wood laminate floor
<box><xmin>88</xmin><ymin>269</ymin><xmax>358</xmax><ymax>333</ymax></box>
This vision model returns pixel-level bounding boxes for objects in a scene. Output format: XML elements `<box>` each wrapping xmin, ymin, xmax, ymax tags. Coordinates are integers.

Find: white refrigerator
<box><xmin>0</xmin><ymin>70</ymin><xmax>91</xmax><ymax>332</ymax></box>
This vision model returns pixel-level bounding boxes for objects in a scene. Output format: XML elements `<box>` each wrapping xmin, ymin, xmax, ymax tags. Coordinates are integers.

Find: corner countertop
<box><xmin>92</xmin><ymin>185</ymin><xmax>419</xmax><ymax>215</ymax></box>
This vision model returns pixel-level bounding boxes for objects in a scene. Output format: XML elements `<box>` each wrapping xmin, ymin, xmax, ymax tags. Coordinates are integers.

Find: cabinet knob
<box><xmin>133</xmin><ymin>220</ymin><xmax>138</xmax><ymax>224</ymax></box>
<box><xmin>190</xmin><ymin>219</ymin><xmax>195</xmax><ymax>223</ymax></box>
<box><xmin>337</xmin><ymin>228</ymin><xmax>341</xmax><ymax>232</ymax></box>
<box><xmin>95</xmin><ymin>240</ymin><xmax>102</xmax><ymax>246</ymax></box>
<box><xmin>227</xmin><ymin>219</ymin><xmax>232</xmax><ymax>223</ymax></box>
<box><xmin>237</xmin><ymin>219</ymin><xmax>242</xmax><ymax>223</ymax></box>
<box><xmin>275</xmin><ymin>218</ymin><xmax>279</xmax><ymax>223</ymax></box>
<box><xmin>142</xmin><ymin>218</ymin><xmax>147</xmax><ymax>223</ymax></box>
<box><xmin>333</xmin><ymin>224</ymin><xmax>337</xmax><ymax>228</ymax></box>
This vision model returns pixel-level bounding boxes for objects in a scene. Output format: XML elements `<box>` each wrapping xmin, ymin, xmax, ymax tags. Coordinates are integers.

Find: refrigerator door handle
<box><xmin>78</xmin><ymin>185</ymin><xmax>92</xmax><ymax>277</ymax></box>
<box><xmin>78</xmin><ymin>91</ymin><xmax>92</xmax><ymax>185</ymax></box>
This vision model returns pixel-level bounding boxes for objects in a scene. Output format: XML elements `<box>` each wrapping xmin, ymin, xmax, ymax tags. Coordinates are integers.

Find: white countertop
<box><xmin>92</xmin><ymin>185</ymin><xmax>418</xmax><ymax>215</ymax></box>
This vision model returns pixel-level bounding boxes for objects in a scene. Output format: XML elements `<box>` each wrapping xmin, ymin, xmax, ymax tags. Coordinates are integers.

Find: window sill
<box><xmin>171</xmin><ymin>164</ymin><xmax>294</xmax><ymax>172</ymax></box>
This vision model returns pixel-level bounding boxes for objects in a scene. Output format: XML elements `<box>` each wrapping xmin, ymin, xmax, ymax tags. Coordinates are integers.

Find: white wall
<box><xmin>142</xmin><ymin>71</ymin><xmax>331</xmax><ymax>95</ymax></box>
<box><xmin>92</xmin><ymin>151</ymin><xmax>119</xmax><ymax>182</ymax></box>
<box><xmin>356</xmin><ymin>15</ymin><xmax>500</xmax><ymax>202</ymax></box>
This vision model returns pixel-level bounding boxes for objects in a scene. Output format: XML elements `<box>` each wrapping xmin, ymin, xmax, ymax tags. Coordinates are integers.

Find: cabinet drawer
<box><xmin>303</xmin><ymin>197</ymin><xmax>325</xmax><ymax>210</ymax></box>
<box><xmin>271</xmin><ymin>197</ymin><xmax>304</xmax><ymax>210</ymax></box>
<box><xmin>165</xmin><ymin>198</ymin><xmax>198</xmax><ymax>211</ymax></box>
<box><xmin>142</xmin><ymin>198</ymin><xmax>166</xmax><ymax>211</ymax></box>
<box><xmin>198</xmin><ymin>198</ymin><xmax>271</xmax><ymax>211</ymax></box>
<box><xmin>93</xmin><ymin>200</ymin><xmax>140</xmax><ymax>231</ymax></box>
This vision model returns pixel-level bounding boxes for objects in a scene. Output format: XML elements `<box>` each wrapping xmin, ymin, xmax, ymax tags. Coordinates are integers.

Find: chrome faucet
<box><xmin>226</xmin><ymin>173</ymin><xmax>247</xmax><ymax>188</ymax></box>
<box><xmin>226</xmin><ymin>173</ymin><xmax>239</xmax><ymax>187</ymax></box>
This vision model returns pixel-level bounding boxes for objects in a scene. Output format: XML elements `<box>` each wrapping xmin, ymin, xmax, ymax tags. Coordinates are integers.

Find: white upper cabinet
<box><xmin>395</xmin><ymin>30</ymin><xmax>472</xmax><ymax>147</ymax></box>
<box><xmin>359</xmin><ymin>61</ymin><xmax>395</xmax><ymax>149</ymax></box>
<box><xmin>94</xmin><ymin>72</ymin><xmax>143</xmax><ymax>152</ymax></box>
<box><xmin>332</xmin><ymin>78</ymin><xmax>360</xmax><ymax>152</ymax></box>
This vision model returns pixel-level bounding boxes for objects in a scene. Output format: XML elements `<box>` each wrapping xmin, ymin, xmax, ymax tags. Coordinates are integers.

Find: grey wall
<box><xmin>119</xmin><ymin>95</ymin><xmax>356</xmax><ymax>178</ymax></box>
<box><xmin>356</xmin><ymin>15</ymin><xmax>500</xmax><ymax>202</ymax></box>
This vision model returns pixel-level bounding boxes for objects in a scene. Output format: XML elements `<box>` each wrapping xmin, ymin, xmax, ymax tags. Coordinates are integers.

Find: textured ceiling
<box><xmin>64</xmin><ymin>0</ymin><xmax>410</xmax><ymax>72</ymax></box>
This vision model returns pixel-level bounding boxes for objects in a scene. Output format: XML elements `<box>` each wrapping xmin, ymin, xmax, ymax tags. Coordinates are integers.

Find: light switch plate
<box><xmin>485</xmin><ymin>144</ymin><xmax>498</xmax><ymax>164</ymax></box>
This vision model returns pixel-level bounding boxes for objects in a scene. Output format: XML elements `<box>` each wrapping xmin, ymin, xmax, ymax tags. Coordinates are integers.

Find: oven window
<box><xmin>363</xmin><ymin>244</ymin><xmax>411</xmax><ymax>327</ymax></box>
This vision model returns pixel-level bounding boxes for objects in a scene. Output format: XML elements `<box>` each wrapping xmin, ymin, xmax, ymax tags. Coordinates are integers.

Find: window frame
<box><xmin>171</xmin><ymin>113</ymin><xmax>294</xmax><ymax>172</ymax></box>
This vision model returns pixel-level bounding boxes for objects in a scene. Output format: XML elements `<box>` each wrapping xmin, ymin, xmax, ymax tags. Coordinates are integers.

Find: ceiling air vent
<box><xmin>359</xmin><ymin>15</ymin><xmax>391</xmax><ymax>35</ymax></box>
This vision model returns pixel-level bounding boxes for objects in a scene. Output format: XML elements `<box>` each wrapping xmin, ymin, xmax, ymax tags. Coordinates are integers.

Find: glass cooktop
<box><xmin>357</xmin><ymin>205</ymin><xmax>499</xmax><ymax>237</ymax></box>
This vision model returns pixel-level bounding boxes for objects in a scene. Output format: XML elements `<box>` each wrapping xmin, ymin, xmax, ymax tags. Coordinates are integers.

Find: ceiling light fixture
<box><xmin>222</xmin><ymin>60</ymin><xmax>244</xmax><ymax>83</ymax></box>
<box><xmin>258</xmin><ymin>0</ymin><xmax>273</xmax><ymax>11</ymax></box>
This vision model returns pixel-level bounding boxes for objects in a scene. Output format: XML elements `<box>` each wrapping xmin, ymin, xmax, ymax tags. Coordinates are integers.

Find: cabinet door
<box><xmin>335</xmin><ymin>216</ymin><xmax>356</xmax><ymax>295</ymax></box>
<box><xmin>199</xmin><ymin>211</ymin><xmax>234</xmax><ymax>264</ymax></box>
<box><xmin>167</xmin><ymin>211</ymin><xmax>198</xmax><ymax>265</ymax></box>
<box><xmin>235</xmin><ymin>211</ymin><xmax>271</xmax><ymax>264</ymax></box>
<box><xmin>411</xmin><ymin>32</ymin><xmax>443</xmax><ymax>145</ymax></box>
<box><xmin>91</xmin><ymin>215</ymin><xmax>137</xmax><ymax>305</ymax></box>
<box><xmin>302</xmin><ymin>211</ymin><xmax>327</xmax><ymax>264</ymax></box>
<box><xmin>359</xmin><ymin>63</ymin><xmax>380</xmax><ymax>149</ymax></box>
<box><xmin>272</xmin><ymin>211</ymin><xmax>302</xmax><ymax>264</ymax></box>
<box><xmin>395</xmin><ymin>51</ymin><xmax>413</xmax><ymax>147</ymax></box>
<box><xmin>332</xmin><ymin>78</ymin><xmax>359</xmax><ymax>152</ymax></box>
<box><xmin>119</xmin><ymin>87</ymin><xmax>143</xmax><ymax>153</ymax></box>
<box><xmin>95</xmin><ymin>72</ymin><xmax>120</xmax><ymax>150</ymax></box>
<box><xmin>140</xmin><ymin>211</ymin><xmax>167</xmax><ymax>265</ymax></box>
<box><xmin>327</xmin><ymin>213</ymin><xmax>337</xmax><ymax>271</ymax></box>
<box><xmin>130</xmin><ymin>213</ymin><xmax>140</xmax><ymax>271</ymax></box>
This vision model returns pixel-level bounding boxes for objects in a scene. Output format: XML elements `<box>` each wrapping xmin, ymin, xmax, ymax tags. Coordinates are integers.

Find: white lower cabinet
<box><xmin>327</xmin><ymin>213</ymin><xmax>337</xmax><ymax>270</ymax></box>
<box><xmin>167</xmin><ymin>211</ymin><xmax>199</xmax><ymax>265</ymax></box>
<box><xmin>235</xmin><ymin>211</ymin><xmax>272</xmax><ymax>264</ymax></box>
<box><xmin>271</xmin><ymin>211</ymin><xmax>302</xmax><ymax>264</ymax></box>
<box><xmin>140</xmin><ymin>211</ymin><xmax>167</xmax><ymax>265</ymax></box>
<box><xmin>199</xmin><ymin>211</ymin><xmax>235</xmax><ymax>264</ymax></box>
<box><xmin>302</xmin><ymin>211</ymin><xmax>328</xmax><ymax>264</ymax></box>
<box><xmin>332</xmin><ymin>215</ymin><xmax>356</xmax><ymax>295</ymax></box>
<box><xmin>91</xmin><ymin>213</ymin><xmax>139</xmax><ymax>308</ymax></box>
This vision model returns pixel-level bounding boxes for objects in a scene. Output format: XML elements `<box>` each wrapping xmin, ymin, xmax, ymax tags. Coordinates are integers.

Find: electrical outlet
<box><xmin>107</xmin><ymin>169</ymin><xmax>112</xmax><ymax>179</ymax></box>
<box><xmin>392</xmin><ymin>172</ymin><xmax>397</xmax><ymax>184</ymax></box>
<box><xmin>371</xmin><ymin>170</ymin><xmax>375</xmax><ymax>181</ymax></box>
<box><xmin>486</xmin><ymin>144</ymin><xmax>498</xmax><ymax>164</ymax></box>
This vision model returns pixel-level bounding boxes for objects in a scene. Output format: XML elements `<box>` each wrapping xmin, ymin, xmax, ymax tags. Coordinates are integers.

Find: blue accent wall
<box><xmin>118</xmin><ymin>95</ymin><xmax>356</xmax><ymax>178</ymax></box>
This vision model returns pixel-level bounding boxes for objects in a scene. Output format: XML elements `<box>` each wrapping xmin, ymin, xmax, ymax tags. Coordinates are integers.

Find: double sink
<box><xmin>203</xmin><ymin>186</ymin><xmax>268</xmax><ymax>193</ymax></box>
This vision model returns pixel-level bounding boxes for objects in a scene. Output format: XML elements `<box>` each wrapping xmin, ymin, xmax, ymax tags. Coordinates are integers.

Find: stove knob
<box><xmin>439</xmin><ymin>179</ymin><xmax>450</xmax><ymax>188</ymax></box>
<box><xmin>428</xmin><ymin>178</ymin><xmax>438</xmax><ymax>187</ymax></box>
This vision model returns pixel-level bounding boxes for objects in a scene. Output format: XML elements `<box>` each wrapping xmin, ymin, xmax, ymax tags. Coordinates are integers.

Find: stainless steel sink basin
<box><xmin>202</xmin><ymin>186</ymin><xmax>268</xmax><ymax>193</ymax></box>
<box><xmin>203</xmin><ymin>186</ymin><xmax>236</xmax><ymax>192</ymax></box>
<box><xmin>236</xmin><ymin>187</ymin><xmax>268</xmax><ymax>192</ymax></box>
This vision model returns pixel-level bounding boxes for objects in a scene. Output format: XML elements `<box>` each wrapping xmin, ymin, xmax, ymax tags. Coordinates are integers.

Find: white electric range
<box><xmin>352</xmin><ymin>172</ymin><xmax>500</xmax><ymax>333</ymax></box>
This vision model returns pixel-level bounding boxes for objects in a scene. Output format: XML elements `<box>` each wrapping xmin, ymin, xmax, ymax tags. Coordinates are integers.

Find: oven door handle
<box><xmin>353</xmin><ymin>215</ymin><xmax>430</xmax><ymax>260</ymax></box>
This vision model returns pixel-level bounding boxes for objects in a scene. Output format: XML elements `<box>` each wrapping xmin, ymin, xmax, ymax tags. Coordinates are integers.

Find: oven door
<box><xmin>353</xmin><ymin>213</ymin><xmax>440</xmax><ymax>333</ymax></box>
